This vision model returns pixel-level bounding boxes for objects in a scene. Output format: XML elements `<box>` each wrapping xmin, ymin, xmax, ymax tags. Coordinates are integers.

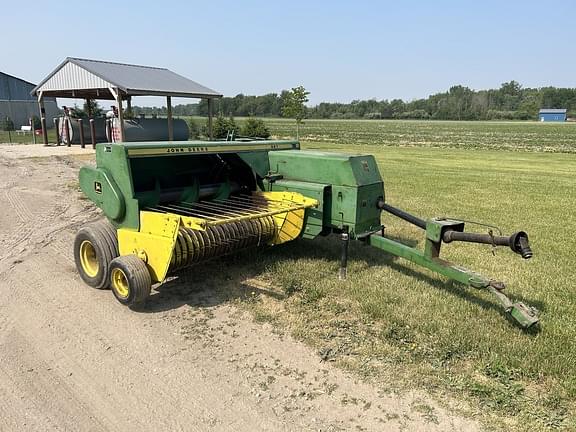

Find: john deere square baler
<box><xmin>75</xmin><ymin>139</ymin><xmax>538</xmax><ymax>328</ymax></box>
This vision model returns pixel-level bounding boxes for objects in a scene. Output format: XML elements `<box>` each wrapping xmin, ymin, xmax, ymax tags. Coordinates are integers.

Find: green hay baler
<box><xmin>75</xmin><ymin>139</ymin><xmax>538</xmax><ymax>328</ymax></box>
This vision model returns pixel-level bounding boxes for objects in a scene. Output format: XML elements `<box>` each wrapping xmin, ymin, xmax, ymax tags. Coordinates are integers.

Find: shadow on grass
<box><xmin>137</xmin><ymin>234</ymin><xmax>544</xmax><ymax>331</ymax></box>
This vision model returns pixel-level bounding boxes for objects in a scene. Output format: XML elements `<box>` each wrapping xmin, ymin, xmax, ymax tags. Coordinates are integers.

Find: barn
<box><xmin>0</xmin><ymin>72</ymin><xmax>59</xmax><ymax>129</ymax></box>
<box><xmin>538</xmin><ymin>108</ymin><xmax>567</xmax><ymax>122</ymax></box>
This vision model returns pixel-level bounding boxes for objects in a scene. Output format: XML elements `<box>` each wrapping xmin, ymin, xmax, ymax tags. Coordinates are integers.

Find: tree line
<box><xmin>133</xmin><ymin>81</ymin><xmax>576</xmax><ymax>121</ymax></box>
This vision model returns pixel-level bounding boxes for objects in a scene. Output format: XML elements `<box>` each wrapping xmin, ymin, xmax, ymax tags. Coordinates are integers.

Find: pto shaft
<box><xmin>377</xmin><ymin>201</ymin><xmax>426</xmax><ymax>229</ymax></box>
<box><xmin>443</xmin><ymin>230</ymin><xmax>533</xmax><ymax>259</ymax></box>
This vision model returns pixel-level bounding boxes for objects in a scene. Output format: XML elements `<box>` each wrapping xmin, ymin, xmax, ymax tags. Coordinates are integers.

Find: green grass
<box><xmin>268</xmin><ymin>146</ymin><xmax>575</xmax><ymax>430</ymax></box>
<box><xmin>0</xmin><ymin>129</ymin><xmax>57</xmax><ymax>144</ymax></box>
<box><xmin>181</xmin><ymin>123</ymin><xmax>576</xmax><ymax>430</ymax></box>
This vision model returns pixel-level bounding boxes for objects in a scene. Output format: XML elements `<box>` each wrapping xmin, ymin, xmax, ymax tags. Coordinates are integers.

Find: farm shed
<box><xmin>538</xmin><ymin>108</ymin><xmax>567</xmax><ymax>122</ymax></box>
<box><xmin>0</xmin><ymin>72</ymin><xmax>58</xmax><ymax>129</ymax></box>
<box><xmin>32</xmin><ymin>57</ymin><xmax>222</xmax><ymax>145</ymax></box>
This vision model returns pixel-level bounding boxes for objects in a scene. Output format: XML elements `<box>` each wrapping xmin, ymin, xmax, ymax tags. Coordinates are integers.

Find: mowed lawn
<box><xmin>201</xmin><ymin>120</ymin><xmax>576</xmax><ymax>430</ymax></box>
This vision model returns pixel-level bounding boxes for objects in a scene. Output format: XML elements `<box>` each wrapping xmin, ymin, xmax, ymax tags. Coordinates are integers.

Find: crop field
<box><xmin>195</xmin><ymin>119</ymin><xmax>575</xmax><ymax>430</ymax></box>
<box><xmin>259</xmin><ymin>118</ymin><xmax>576</xmax><ymax>153</ymax></box>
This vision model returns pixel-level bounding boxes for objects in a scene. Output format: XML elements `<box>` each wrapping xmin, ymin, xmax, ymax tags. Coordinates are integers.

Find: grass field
<box><xmin>0</xmin><ymin>129</ymin><xmax>57</xmax><ymax>145</ymax></box>
<box><xmin>184</xmin><ymin>120</ymin><xmax>576</xmax><ymax>430</ymax></box>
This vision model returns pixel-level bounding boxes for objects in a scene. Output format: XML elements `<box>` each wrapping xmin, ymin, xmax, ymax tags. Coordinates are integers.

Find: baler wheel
<box><xmin>74</xmin><ymin>221</ymin><xmax>119</xmax><ymax>289</ymax></box>
<box><xmin>109</xmin><ymin>255</ymin><xmax>151</xmax><ymax>307</ymax></box>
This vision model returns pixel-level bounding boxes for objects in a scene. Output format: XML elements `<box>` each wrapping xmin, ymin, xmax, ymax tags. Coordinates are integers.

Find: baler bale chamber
<box><xmin>74</xmin><ymin>139</ymin><xmax>539</xmax><ymax>328</ymax></box>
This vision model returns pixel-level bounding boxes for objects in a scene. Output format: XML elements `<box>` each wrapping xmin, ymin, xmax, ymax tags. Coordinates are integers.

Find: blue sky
<box><xmin>2</xmin><ymin>0</ymin><xmax>574</xmax><ymax>106</ymax></box>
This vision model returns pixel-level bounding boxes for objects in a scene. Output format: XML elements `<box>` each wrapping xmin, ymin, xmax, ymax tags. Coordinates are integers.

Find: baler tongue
<box><xmin>487</xmin><ymin>285</ymin><xmax>539</xmax><ymax>328</ymax></box>
<box><xmin>509</xmin><ymin>303</ymin><xmax>540</xmax><ymax>328</ymax></box>
<box><xmin>367</xmin><ymin>202</ymin><xmax>540</xmax><ymax>329</ymax></box>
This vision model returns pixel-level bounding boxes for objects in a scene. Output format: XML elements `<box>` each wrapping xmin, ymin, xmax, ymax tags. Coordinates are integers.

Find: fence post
<box><xmin>6</xmin><ymin>117</ymin><xmax>12</xmax><ymax>144</ymax></box>
<box><xmin>78</xmin><ymin>118</ymin><xmax>85</xmax><ymax>148</ymax></box>
<box><xmin>89</xmin><ymin>118</ymin><xmax>96</xmax><ymax>149</ymax></box>
<box><xmin>54</xmin><ymin>118</ymin><xmax>60</xmax><ymax>145</ymax></box>
<box><xmin>40</xmin><ymin>117</ymin><xmax>48</xmax><ymax>146</ymax></box>
<box><xmin>31</xmin><ymin>117</ymin><xmax>36</xmax><ymax>145</ymax></box>
<box><xmin>63</xmin><ymin>117</ymin><xmax>71</xmax><ymax>146</ymax></box>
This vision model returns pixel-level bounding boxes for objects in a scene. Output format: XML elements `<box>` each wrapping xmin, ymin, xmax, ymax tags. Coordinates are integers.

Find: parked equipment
<box><xmin>75</xmin><ymin>139</ymin><xmax>538</xmax><ymax>328</ymax></box>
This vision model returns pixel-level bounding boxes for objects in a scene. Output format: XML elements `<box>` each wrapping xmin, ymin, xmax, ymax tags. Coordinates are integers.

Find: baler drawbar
<box><xmin>74</xmin><ymin>139</ymin><xmax>538</xmax><ymax>328</ymax></box>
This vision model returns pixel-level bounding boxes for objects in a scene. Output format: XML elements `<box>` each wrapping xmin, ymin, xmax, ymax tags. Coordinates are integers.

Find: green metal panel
<box><xmin>268</xmin><ymin>150</ymin><xmax>383</xmax><ymax>186</ymax></box>
<box><xmin>331</xmin><ymin>184</ymin><xmax>383</xmax><ymax>235</ymax></box>
<box><xmin>123</xmin><ymin>140</ymin><xmax>299</xmax><ymax>157</ymax></box>
<box><xmin>80</xmin><ymin>143</ymin><xmax>141</xmax><ymax>229</ymax></box>
<box><xmin>78</xmin><ymin>166</ymin><xmax>125</xmax><ymax>220</ymax></box>
<box><xmin>267</xmin><ymin>150</ymin><xmax>384</xmax><ymax>236</ymax></box>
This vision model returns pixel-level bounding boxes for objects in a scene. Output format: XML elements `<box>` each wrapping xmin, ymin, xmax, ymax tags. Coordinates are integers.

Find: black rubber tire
<box><xmin>73</xmin><ymin>220</ymin><xmax>119</xmax><ymax>289</ymax></box>
<box><xmin>109</xmin><ymin>255</ymin><xmax>152</xmax><ymax>307</ymax></box>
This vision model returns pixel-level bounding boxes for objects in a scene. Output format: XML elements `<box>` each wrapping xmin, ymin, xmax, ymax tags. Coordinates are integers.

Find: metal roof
<box><xmin>1</xmin><ymin>72</ymin><xmax>36</xmax><ymax>101</ymax></box>
<box><xmin>1</xmin><ymin>72</ymin><xmax>56</xmax><ymax>102</ymax></box>
<box><xmin>539</xmin><ymin>108</ymin><xmax>567</xmax><ymax>114</ymax></box>
<box><xmin>32</xmin><ymin>57</ymin><xmax>222</xmax><ymax>100</ymax></box>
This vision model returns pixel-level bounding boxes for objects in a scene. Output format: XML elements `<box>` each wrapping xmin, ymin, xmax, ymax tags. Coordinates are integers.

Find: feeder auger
<box><xmin>74</xmin><ymin>139</ymin><xmax>538</xmax><ymax>328</ymax></box>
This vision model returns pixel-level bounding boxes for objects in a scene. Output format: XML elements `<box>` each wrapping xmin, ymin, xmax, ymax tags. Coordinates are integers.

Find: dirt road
<box><xmin>0</xmin><ymin>145</ymin><xmax>480</xmax><ymax>431</ymax></box>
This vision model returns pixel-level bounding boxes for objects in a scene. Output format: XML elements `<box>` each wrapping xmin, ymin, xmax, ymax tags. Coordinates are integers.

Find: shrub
<box><xmin>208</xmin><ymin>114</ymin><xmax>238</xmax><ymax>139</ymax></box>
<box><xmin>364</xmin><ymin>112</ymin><xmax>382</xmax><ymax>119</ymax></box>
<box><xmin>395</xmin><ymin>110</ymin><xmax>430</xmax><ymax>120</ymax></box>
<box><xmin>31</xmin><ymin>116</ymin><xmax>41</xmax><ymax>130</ymax></box>
<box><xmin>1</xmin><ymin>117</ymin><xmax>14</xmax><ymax>131</ymax></box>
<box><xmin>513</xmin><ymin>111</ymin><xmax>532</xmax><ymax>120</ymax></box>
<box><xmin>187</xmin><ymin>118</ymin><xmax>200</xmax><ymax>139</ymax></box>
<box><xmin>240</xmin><ymin>117</ymin><xmax>270</xmax><ymax>138</ymax></box>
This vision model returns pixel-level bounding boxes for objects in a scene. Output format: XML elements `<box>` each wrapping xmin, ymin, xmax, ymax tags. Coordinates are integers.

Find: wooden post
<box><xmin>31</xmin><ymin>118</ymin><xmax>36</xmax><ymax>145</ymax></box>
<box><xmin>116</xmin><ymin>89</ymin><xmax>125</xmax><ymax>142</ymax></box>
<box><xmin>78</xmin><ymin>118</ymin><xmax>85</xmax><ymax>148</ymax></box>
<box><xmin>64</xmin><ymin>117</ymin><xmax>71</xmax><ymax>147</ymax></box>
<box><xmin>38</xmin><ymin>94</ymin><xmax>49</xmax><ymax>146</ymax></box>
<box><xmin>207</xmin><ymin>98</ymin><xmax>213</xmax><ymax>140</ymax></box>
<box><xmin>106</xmin><ymin>119</ymin><xmax>112</xmax><ymax>142</ymax></box>
<box><xmin>53</xmin><ymin>118</ymin><xmax>60</xmax><ymax>145</ymax></box>
<box><xmin>89</xmin><ymin>118</ymin><xmax>96</xmax><ymax>149</ymax></box>
<box><xmin>166</xmin><ymin>96</ymin><xmax>174</xmax><ymax>141</ymax></box>
<box><xmin>126</xmin><ymin>97</ymin><xmax>132</xmax><ymax>116</ymax></box>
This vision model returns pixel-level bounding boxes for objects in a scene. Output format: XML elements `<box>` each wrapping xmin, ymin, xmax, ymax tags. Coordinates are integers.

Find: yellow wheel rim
<box><xmin>111</xmin><ymin>268</ymin><xmax>130</xmax><ymax>299</ymax></box>
<box><xmin>79</xmin><ymin>240</ymin><xmax>99</xmax><ymax>278</ymax></box>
